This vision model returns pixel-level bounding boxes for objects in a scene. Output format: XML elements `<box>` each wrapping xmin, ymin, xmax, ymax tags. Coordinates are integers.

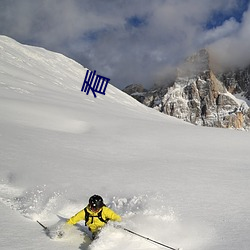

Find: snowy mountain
<box><xmin>0</xmin><ymin>36</ymin><xmax>250</xmax><ymax>250</ymax></box>
<box><xmin>124</xmin><ymin>49</ymin><xmax>250</xmax><ymax>130</ymax></box>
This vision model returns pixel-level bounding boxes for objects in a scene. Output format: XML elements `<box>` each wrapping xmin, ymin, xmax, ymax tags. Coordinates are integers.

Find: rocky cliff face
<box><xmin>217</xmin><ymin>66</ymin><xmax>250</xmax><ymax>99</ymax></box>
<box><xmin>123</xmin><ymin>49</ymin><xmax>250</xmax><ymax>130</ymax></box>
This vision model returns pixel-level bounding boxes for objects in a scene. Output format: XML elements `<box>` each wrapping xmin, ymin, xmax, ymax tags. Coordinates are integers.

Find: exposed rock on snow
<box><xmin>122</xmin><ymin>84</ymin><xmax>147</xmax><ymax>103</ymax></box>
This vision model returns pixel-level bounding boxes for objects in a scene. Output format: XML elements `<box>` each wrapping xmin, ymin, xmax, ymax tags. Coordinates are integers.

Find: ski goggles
<box><xmin>89</xmin><ymin>204</ymin><xmax>101</xmax><ymax>212</ymax></box>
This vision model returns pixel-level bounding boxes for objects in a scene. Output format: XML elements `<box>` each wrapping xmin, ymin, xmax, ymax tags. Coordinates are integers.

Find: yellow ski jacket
<box><xmin>67</xmin><ymin>206</ymin><xmax>121</xmax><ymax>233</ymax></box>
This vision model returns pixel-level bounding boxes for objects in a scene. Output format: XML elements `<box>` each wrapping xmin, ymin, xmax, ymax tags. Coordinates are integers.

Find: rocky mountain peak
<box><xmin>123</xmin><ymin>49</ymin><xmax>250</xmax><ymax>130</ymax></box>
<box><xmin>177</xmin><ymin>49</ymin><xmax>210</xmax><ymax>78</ymax></box>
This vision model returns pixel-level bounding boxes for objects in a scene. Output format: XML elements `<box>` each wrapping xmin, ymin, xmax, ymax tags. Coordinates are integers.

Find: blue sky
<box><xmin>0</xmin><ymin>0</ymin><xmax>249</xmax><ymax>89</ymax></box>
<box><xmin>206</xmin><ymin>0</ymin><xmax>249</xmax><ymax>28</ymax></box>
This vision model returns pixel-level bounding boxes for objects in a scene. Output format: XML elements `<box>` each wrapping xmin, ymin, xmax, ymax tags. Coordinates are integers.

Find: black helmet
<box><xmin>89</xmin><ymin>195</ymin><xmax>104</xmax><ymax>210</ymax></box>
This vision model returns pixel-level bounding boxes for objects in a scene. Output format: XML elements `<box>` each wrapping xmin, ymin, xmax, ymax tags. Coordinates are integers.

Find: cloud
<box><xmin>200</xmin><ymin>18</ymin><xmax>240</xmax><ymax>45</ymax></box>
<box><xmin>0</xmin><ymin>0</ymin><xmax>249</xmax><ymax>88</ymax></box>
<box><xmin>209</xmin><ymin>4</ymin><xmax>250</xmax><ymax>69</ymax></box>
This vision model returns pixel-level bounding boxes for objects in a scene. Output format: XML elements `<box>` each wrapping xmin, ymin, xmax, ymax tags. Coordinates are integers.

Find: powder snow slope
<box><xmin>0</xmin><ymin>35</ymin><xmax>250</xmax><ymax>250</ymax></box>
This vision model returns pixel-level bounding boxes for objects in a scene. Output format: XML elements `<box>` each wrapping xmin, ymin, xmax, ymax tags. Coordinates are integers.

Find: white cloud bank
<box><xmin>0</xmin><ymin>0</ymin><xmax>249</xmax><ymax>88</ymax></box>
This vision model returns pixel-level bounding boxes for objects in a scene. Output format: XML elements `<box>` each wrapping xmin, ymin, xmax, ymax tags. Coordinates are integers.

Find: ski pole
<box><xmin>37</xmin><ymin>220</ymin><xmax>48</xmax><ymax>231</ymax></box>
<box><xmin>122</xmin><ymin>227</ymin><xmax>180</xmax><ymax>250</ymax></box>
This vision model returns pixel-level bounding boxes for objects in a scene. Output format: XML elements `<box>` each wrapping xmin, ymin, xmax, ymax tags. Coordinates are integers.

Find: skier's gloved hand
<box><xmin>55</xmin><ymin>223</ymin><xmax>71</xmax><ymax>238</ymax></box>
<box><xmin>56</xmin><ymin>230</ymin><xmax>64</xmax><ymax>238</ymax></box>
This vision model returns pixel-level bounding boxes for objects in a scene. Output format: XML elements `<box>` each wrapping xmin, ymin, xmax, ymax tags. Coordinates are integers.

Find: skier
<box><xmin>66</xmin><ymin>194</ymin><xmax>121</xmax><ymax>239</ymax></box>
